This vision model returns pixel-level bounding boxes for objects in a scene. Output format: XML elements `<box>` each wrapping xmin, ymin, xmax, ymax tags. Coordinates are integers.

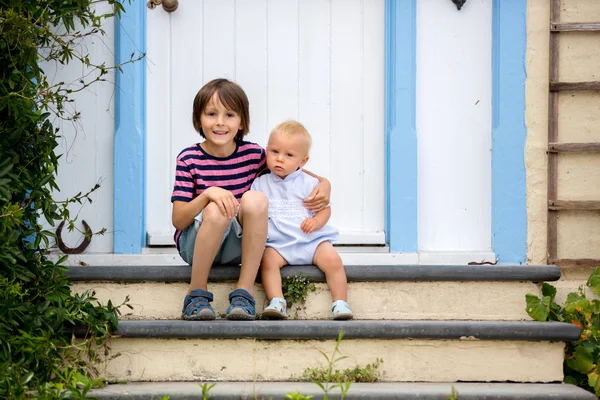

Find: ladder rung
<box><xmin>548</xmin><ymin>142</ymin><xmax>600</xmax><ymax>152</ymax></box>
<box><xmin>549</xmin><ymin>258</ymin><xmax>600</xmax><ymax>268</ymax></box>
<box><xmin>549</xmin><ymin>200</ymin><xmax>600</xmax><ymax>211</ymax></box>
<box><xmin>551</xmin><ymin>22</ymin><xmax>600</xmax><ymax>32</ymax></box>
<box><xmin>550</xmin><ymin>81</ymin><xmax>600</xmax><ymax>91</ymax></box>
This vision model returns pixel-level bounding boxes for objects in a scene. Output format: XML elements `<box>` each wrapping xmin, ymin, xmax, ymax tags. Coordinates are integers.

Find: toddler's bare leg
<box><xmin>313</xmin><ymin>242</ymin><xmax>347</xmax><ymax>301</ymax></box>
<box><xmin>189</xmin><ymin>202</ymin><xmax>230</xmax><ymax>293</ymax></box>
<box><xmin>237</xmin><ymin>190</ymin><xmax>268</xmax><ymax>294</ymax></box>
<box><xmin>261</xmin><ymin>248</ymin><xmax>288</xmax><ymax>300</ymax></box>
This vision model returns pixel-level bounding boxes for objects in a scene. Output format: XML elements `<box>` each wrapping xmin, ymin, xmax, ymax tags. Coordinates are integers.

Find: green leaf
<box><xmin>541</xmin><ymin>283</ymin><xmax>557</xmax><ymax>300</ymax></box>
<box><xmin>589</xmin><ymin>371</ymin><xmax>598</xmax><ymax>388</ymax></box>
<box><xmin>587</xmin><ymin>267</ymin><xmax>600</xmax><ymax>297</ymax></box>
<box><xmin>566</xmin><ymin>346</ymin><xmax>595</xmax><ymax>374</ymax></box>
<box><xmin>564</xmin><ymin>292</ymin><xmax>590</xmax><ymax>314</ymax></box>
<box><xmin>525</xmin><ymin>294</ymin><xmax>550</xmax><ymax>321</ymax></box>
<box><xmin>592</xmin><ymin>371</ymin><xmax>600</xmax><ymax>397</ymax></box>
<box><xmin>564</xmin><ymin>375</ymin><xmax>579</xmax><ymax>386</ymax></box>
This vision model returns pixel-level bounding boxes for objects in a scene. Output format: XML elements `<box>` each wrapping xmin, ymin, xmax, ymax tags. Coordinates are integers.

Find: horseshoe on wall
<box><xmin>56</xmin><ymin>220</ymin><xmax>92</xmax><ymax>254</ymax></box>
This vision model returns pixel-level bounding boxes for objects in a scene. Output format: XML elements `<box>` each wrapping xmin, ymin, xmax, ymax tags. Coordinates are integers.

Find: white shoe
<box><xmin>262</xmin><ymin>297</ymin><xmax>288</xmax><ymax>319</ymax></box>
<box><xmin>332</xmin><ymin>300</ymin><xmax>353</xmax><ymax>320</ymax></box>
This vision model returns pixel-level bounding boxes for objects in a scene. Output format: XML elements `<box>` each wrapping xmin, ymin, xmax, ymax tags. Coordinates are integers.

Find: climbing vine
<box><xmin>0</xmin><ymin>1</ymin><xmax>140</xmax><ymax>398</ymax></box>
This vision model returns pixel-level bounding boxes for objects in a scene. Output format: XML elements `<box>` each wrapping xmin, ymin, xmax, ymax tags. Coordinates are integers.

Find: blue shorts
<box><xmin>178</xmin><ymin>210</ymin><xmax>243</xmax><ymax>266</ymax></box>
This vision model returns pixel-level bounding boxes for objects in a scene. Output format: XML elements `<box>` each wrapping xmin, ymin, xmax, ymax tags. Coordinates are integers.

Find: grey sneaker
<box><xmin>181</xmin><ymin>288</ymin><xmax>216</xmax><ymax>320</ymax></box>
<box><xmin>262</xmin><ymin>297</ymin><xmax>288</xmax><ymax>319</ymax></box>
<box><xmin>226</xmin><ymin>288</ymin><xmax>257</xmax><ymax>320</ymax></box>
<box><xmin>332</xmin><ymin>300</ymin><xmax>353</xmax><ymax>320</ymax></box>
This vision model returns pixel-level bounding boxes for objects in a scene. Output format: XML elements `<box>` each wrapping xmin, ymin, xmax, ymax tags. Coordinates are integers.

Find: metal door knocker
<box><xmin>56</xmin><ymin>220</ymin><xmax>92</xmax><ymax>254</ymax></box>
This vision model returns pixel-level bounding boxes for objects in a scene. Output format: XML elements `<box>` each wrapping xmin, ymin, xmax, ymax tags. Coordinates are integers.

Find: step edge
<box><xmin>92</xmin><ymin>320</ymin><xmax>580</xmax><ymax>341</ymax></box>
<box><xmin>89</xmin><ymin>382</ymin><xmax>597</xmax><ymax>400</ymax></box>
<box><xmin>66</xmin><ymin>265</ymin><xmax>561</xmax><ymax>283</ymax></box>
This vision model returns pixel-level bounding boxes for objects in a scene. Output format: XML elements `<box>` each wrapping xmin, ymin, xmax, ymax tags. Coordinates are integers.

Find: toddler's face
<box><xmin>266</xmin><ymin>132</ymin><xmax>309</xmax><ymax>179</ymax></box>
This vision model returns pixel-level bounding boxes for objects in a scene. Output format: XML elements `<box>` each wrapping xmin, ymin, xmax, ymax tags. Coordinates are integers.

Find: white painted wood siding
<box><xmin>146</xmin><ymin>0</ymin><xmax>385</xmax><ymax>245</ymax></box>
<box><xmin>44</xmin><ymin>3</ymin><xmax>115</xmax><ymax>253</ymax></box>
<box><xmin>417</xmin><ymin>0</ymin><xmax>492</xmax><ymax>251</ymax></box>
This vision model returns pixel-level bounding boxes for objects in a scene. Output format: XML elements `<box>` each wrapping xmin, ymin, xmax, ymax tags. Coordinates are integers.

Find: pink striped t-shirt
<box><xmin>171</xmin><ymin>140</ymin><xmax>267</xmax><ymax>247</ymax></box>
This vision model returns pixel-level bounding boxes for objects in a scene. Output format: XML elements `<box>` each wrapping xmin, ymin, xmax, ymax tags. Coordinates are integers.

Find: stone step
<box><xmin>89</xmin><ymin>381</ymin><xmax>597</xmax><ymax>400</ymax></box>
<box><xmin>97</xmin><ymin>319</ymin><xmax>578</xmax><ymax>383</ymax></box>
<box><xmin>69</xmin><ymin>265</ymin><xmax>559</xmax><ymax>320</ymax></box>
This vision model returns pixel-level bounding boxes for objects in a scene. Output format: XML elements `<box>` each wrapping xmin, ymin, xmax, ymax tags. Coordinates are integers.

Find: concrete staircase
<box><xmin>67</xmin><ymin>264</ymin><xmax>597</xmax><ymax>399</ymax></box>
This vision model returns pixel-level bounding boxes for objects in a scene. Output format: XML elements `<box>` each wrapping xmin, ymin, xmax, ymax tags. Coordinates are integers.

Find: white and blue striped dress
<box><xmin>250</xmin><ymin>169</ymin><xmax>339</xmax><ymax>265</ymax></box>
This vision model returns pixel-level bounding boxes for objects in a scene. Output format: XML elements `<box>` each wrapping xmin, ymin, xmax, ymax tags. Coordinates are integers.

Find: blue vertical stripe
<box><xmin>114</xmin><ymin>0</ymin><xmax>146</xmax><ymax>253</ymax></box>
<box><xmin>492</xmin><ymin>0</ymin><xmax>527</xmax><ymax>264</ymax></box>
<box><xmin>385</xmin><ymin>0</ymin><xmax>418</xmax><ymax>252</ymax></box>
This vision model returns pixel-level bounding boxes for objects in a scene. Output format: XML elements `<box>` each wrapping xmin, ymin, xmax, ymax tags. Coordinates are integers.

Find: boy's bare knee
<box><xmin>240</xmin><ymin>190</ymin><xmax>268</xmax><ymax>215</ymax></box>
<box><xmin>202</xmin><ymin>202</ymin><xmax>229</xmax><ymax>226</ymax></box>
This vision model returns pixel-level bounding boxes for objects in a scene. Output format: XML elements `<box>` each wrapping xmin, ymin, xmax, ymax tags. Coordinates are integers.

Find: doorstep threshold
<box><xmin>50</xmin><ymin>250</ymin><xmax>499</xmax><ymax>267</ymax></box>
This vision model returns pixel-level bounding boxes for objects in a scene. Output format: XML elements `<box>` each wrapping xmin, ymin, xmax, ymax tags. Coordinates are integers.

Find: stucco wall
<box><xmin>526</xmin><ymin>0</ymin><xmax>600</xmax><ymax>265</ymax></box>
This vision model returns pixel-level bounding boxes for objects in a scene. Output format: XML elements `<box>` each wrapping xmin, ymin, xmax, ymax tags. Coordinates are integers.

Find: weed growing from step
<box><xmin>180</xmin><ymin>337</ymin><xmax>382</xmax><ymax>400</ymax></box>
<box><xmin>282</xmin><ymin>273</ymin><xmax>317</xmax><ymax>315</ymax></box>
<box><xmin>297</xmin><ymin>331</ymin><xmax>383</xmax><ymax>399</ymax></box>
<box><xmin>285</xmin><ymin>391</ymin><xmax>314</xmax><ymax>399</ymax></box>
<box><xmin>446</xmin><ymin>385</ymin><xmax>460</xmax><ymax>399</ymax></box>
<box><xmin>302</xmin><ymin>357</ymin><xmax>383</xmax><ymax>384</ymax></box>
<box><xmin>525</xmin><ymin>267</ymin><xmax>600</xmax><ymax>396</ymax></box>
<box><xmin>199</xmin><ymin>382</ymin><xmax>215</xmax><ymax>399</ymax></box>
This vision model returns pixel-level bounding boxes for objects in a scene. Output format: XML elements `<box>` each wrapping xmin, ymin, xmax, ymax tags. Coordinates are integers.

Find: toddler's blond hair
<box><xmin>270</xmin><ymin>120</ymin><xmax>312</xmax><ymax>153</ymax></box>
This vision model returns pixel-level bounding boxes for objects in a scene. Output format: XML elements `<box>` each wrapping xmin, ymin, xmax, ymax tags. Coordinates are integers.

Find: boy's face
<box><xmin>200</xmin><ymin>92</ymin><xmax>243</xmax><ymax>155</ymax></box>
<box><xmin>266</xmin><ymin>132</ymin><xmax>309</xmax><ymax>179</ymax></box>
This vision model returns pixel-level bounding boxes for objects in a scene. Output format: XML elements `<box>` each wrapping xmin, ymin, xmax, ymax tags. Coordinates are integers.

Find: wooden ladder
<box><xmin>547</xmin><ymin>0</ymin><xmax>600</xmax><ymax>267</ymax></box>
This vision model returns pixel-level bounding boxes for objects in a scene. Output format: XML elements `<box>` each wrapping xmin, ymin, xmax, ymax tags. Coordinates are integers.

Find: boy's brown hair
<box><xmin>192</xmin><ymin>78</ymin><xmax>250</xmax><ymax>141</ymax></box>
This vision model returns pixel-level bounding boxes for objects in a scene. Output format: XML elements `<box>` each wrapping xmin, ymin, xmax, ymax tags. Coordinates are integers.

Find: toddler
<box><xmin>251</xmin><ymin>120</ymin><xmax>353</xmax><ymax>320</ymax></box>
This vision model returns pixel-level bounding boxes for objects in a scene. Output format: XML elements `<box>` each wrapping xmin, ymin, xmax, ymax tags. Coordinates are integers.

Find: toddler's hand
<box><xmin>205</xmin><ymin>187</ymin><xmax>238</xmax><ymax>220</ymax></box>
<box><xmin>301</xmin><ymin>217</ymin><xmax>318</xmax><ymax>234</ymax></box>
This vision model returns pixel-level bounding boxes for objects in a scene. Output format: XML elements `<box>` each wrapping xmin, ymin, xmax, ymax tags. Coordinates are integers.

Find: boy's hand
<box><xmin>301</xmin><ymin>217</ymin><xmax>319</xmax><ymax>234</ymax></box>
<box><xmin>303</xmin><ymin>178</ymin><xmax>331</xmax><ymax>212</ymax></box>
<box><xmin>205</xmin><ymin>187</ymin><xmax>238</xmax><ymax>220</ymax></box>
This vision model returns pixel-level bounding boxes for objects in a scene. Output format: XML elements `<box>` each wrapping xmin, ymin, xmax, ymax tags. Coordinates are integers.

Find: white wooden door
<box><xmin>145</xmin><ymin>0</ymin><xmax>385</xmax><ymax>246</ymax></box>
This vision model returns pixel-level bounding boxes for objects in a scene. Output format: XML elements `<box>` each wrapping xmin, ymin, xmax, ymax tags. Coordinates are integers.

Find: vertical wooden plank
<box><xmin>298</xmin><ymin>0</ymin><xmax>331</xmax><ymax>179</ymax></box>
<box><xmin>267</xmin><ymin>0</ymin><xmax>299</xmax><ymax>127</ymax></box>
<box><xmin>48</xmin><ymin>2</ymin><xmax>117</xmax><ymax>252</ymax></box>
<box><xmin>235</xmin><ymin>0</ymin><xmax>268</xmax><ymax>146</ymax></box>
<box><xmin>417</xmin><ymin>0</ymin><xmax>492</xmax><ymax>251</ymax></box>
<box><xmin>362</xmin><ymin>0</ymin><xmax>385</xmax><ymax>234</ymax></box>
<box><xmin>203</xmin><ymin>0</ymin><xmax>236</xmax><ymax>80</ymax></box>
<box><xmin>114</xmin><ymin>0</ymin><xmax>146</xmax><ymax>252</ymax></box>
<box><xmin>386</xmin><ymin>0</ymin><xmax>418</xmax><ymax>251</ymax></box>
<box><xmin>547</xmin><ymin>0</ymin><xmax>560</xmax><ymax>261</ymax></box>
<box><xmin>330</xmin><ymin>0</ymin><xmax>363</xmax><ymax>233</ymax></box>
<box><xmin>491</xmin><ymin>0</ymin><xmax>528</xmax><ymax>263</ymax></box>
<box><xmin>146</xmin><ymin>3</ymin><xmax>173</xmax><ymax>240</ymax></box>
<box><xmin>171</xmin><ymin>0</ymin><xmax>205</xmax><ymax>158</ymax></box>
